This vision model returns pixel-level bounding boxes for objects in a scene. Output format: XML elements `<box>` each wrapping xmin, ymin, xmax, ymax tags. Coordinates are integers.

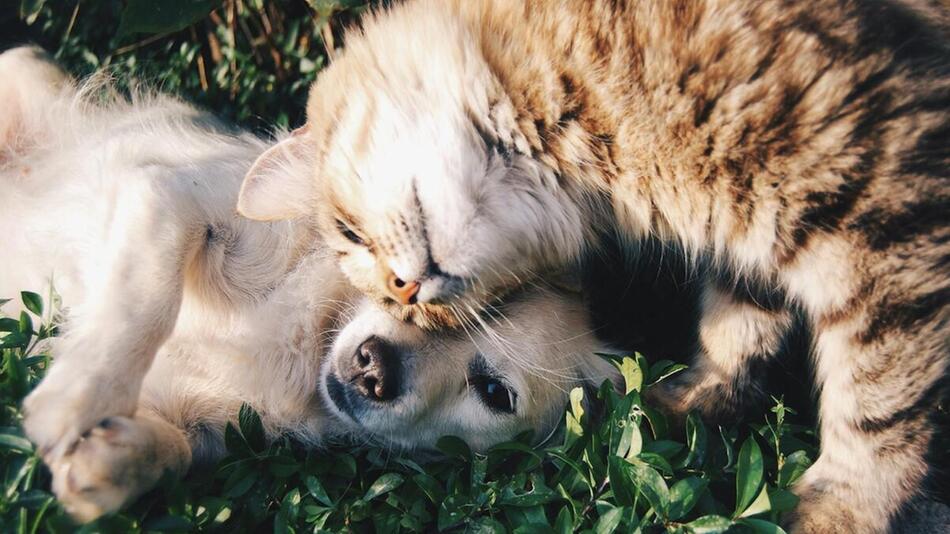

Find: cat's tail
<box><xmin>0</xmin><ymin>45</ymin><xmax>76</xmax><ymax>167</ymax></box>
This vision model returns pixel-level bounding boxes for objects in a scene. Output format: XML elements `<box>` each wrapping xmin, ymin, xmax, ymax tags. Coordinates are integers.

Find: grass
<box><xmin>0</xmin><ymin>291</ymin><xmax>816</xmax><ymax>533</ymax></box>
<box><xmin>2</xmin><ymin>2</ymin><xmax>817</xmax><ymax>532</ymax></box>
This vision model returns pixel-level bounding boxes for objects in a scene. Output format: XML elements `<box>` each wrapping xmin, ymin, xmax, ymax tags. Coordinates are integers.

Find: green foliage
<box><xmin>7</xmin><ymin>0</ymin><xmax>371</xmax><ymax>131</ymax></box>
<box><xmin>0</xmin><ymin>292</ymin><xmax>817</xmax><ymax>532</ymax></box>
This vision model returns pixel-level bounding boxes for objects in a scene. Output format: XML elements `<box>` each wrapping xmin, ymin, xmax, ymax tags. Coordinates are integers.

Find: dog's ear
<box><xmin>237</xmin><ymin>126</ymin><xmax>315</xmax><ymax>221</ymax></box>
<box><xmin>0</xmin><ymin>46</ymin><xmax>73</xmax><ymax>161</ymax></box>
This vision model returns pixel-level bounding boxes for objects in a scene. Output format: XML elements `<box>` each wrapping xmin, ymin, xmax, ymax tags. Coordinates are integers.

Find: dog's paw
<box><xmin>48</xmin><ymin>416</ymin><xmax>177</xmax><ymax>522</ymax></box>
<box><xmin>22</xmin><ymin>366</ymin><xmax>137</xmax><ymax>461</ymax></box>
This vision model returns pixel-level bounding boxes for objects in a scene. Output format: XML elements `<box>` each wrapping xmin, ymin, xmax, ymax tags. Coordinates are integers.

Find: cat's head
<box><xmin>236</xmin><ymin>4</ymin><xmax>591</xmax><ymax>328</ymax></box>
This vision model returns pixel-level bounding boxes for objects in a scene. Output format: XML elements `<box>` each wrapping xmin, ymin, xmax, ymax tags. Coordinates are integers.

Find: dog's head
<box><xmin>319</xmin><ymin>287</ymin><xmax>621</xmax><ymax>452</ymax></box>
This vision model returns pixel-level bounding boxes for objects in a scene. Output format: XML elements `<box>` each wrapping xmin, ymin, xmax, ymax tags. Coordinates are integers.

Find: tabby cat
<box><xmin>237</xmin><ymin>1</ymin><xmax>949</xmax><ymax>531</ymax></box>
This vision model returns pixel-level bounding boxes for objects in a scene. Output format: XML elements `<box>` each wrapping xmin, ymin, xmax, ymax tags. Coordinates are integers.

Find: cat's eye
<box><xmin>336</xmin><ymin>219</ymin><xmax>365</xmax><ymax>246</ymax></box>
<box><xmin>470</xmin><ymin>374</ymin><xmax>516</xmax><ymax>414</ymax></box>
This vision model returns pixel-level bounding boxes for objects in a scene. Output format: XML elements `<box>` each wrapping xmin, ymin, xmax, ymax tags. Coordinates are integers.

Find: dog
<box><xmin>0</xmin><ymin>47</ymin><xmax>619</xmax><ymax>521</ymax></box>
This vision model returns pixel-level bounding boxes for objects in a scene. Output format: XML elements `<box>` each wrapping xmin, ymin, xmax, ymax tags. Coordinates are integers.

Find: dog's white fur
<box><xmin>0</xmin><ymin>47</ymin><xmax>619</xmax><ymax>521</ymax></box>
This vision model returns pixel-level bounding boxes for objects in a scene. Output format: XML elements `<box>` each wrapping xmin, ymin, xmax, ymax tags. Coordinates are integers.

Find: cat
<box><xmin>236</xmin><ymin>1</ymin><xmax>950</xmax><ymax>531</ymax></box>
<box><xmin>0</xmin><ymin>46</ymin><xmax>619</xmax><ymax>521</ymax></box>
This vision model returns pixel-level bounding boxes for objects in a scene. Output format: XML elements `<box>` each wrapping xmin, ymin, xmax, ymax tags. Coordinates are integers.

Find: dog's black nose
<box><xmin>347</xmin><ymin>337</ymin><xmax>401</xmax><ymax>401</ymax></box>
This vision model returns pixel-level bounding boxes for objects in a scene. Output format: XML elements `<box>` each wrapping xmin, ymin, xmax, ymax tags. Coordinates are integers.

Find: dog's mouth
<box><xmin>323</xmin><ymin>372</ymin><xmax>361</xmax><ymax>424</ymax></box>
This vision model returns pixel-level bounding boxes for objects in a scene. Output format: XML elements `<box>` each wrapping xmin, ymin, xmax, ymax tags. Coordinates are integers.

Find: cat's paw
<box><xmin>47</xmin><ymin>416</ymin><xmax>173</xmax><ymax>522</ymax></box>
<box><xmin>784</xmin><ymin>483</ymin><xmax>878</xmax><ymax>534</ymax></box>
<box><xmin>644</xmin><ymin>369</ymin><xmax>753</xmax><ymax>430</ymax></box>
<box><xmin>642</xmin><ymin>378</ymin><xmax>691</xmax><ymax>427</ymax></box>
<box><xmin>22</xmin><ymin>365</ymin><xmax>138</xmax><ymax>461</ymax></box>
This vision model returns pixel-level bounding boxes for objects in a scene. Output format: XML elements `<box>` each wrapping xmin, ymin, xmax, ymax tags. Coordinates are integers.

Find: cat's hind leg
<box><xmin>647</xmin><ymin>277</ymin><xmax>793</xmax><ymax>425</ymax></box>
<box><xmin>786</xmin><ymin>296</ymin><xmax>947</xmax><ymax>534</ymax></box>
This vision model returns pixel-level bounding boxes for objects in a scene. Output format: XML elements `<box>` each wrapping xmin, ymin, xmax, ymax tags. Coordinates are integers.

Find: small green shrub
<box><xmin>7</xmin><ymin>0</ymin><xmax>371</xmax><ymax>131</ymax></box>
<box><xmin>0</xmin><ymin>292</ymin><xmax>815</xmax><ymax>533</ymax></box>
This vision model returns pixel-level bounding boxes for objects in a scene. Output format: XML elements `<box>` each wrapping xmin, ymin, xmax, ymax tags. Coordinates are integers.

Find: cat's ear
<box><xmin>0</xmin><ymin>46</ymin><xmax>73</xmax><ymax>161</ymax></box>
<box><xmin>237</xmin><ymin>126</ymin><xmax>315</xmax><ymax>221</ymax></box>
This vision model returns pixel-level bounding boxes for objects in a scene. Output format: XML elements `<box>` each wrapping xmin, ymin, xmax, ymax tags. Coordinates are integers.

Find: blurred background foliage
<box><xmin>3</xmin><ymin>0</ymin><xmax>373</xmax><ymax>132</ymax></box>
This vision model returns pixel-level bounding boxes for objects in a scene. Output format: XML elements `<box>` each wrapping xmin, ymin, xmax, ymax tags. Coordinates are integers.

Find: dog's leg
<box><xmin>23</xmin><ymin>178</ymin><xmax>203</xmax><ymax>460</ymax></box>
<box><xmin>47</xmin><ymin>411</ymin><xmax>191</xmax><ymax>522</ymax></box>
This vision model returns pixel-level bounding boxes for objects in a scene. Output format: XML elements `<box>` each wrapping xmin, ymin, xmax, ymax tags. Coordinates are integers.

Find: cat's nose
<box><xmin>347</xmin><ymin>337</ymin><xmax>401</xmax><ymax>402</ymax></box>
<box><xmin>386</xmin><ymin>272</ymin><xmax>420</xmax><ymax>305</ymax></box>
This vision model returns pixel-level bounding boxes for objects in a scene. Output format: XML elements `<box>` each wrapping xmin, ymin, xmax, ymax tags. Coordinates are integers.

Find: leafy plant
<box><xmin>6</xmin><ymin>0</ymin><xmax>373</xmax><ymax>132</ymax></box>
<box><xmin>0</xmin><ymin>292</ymin><xmax>816</xmax><ymax>533</ymax></box>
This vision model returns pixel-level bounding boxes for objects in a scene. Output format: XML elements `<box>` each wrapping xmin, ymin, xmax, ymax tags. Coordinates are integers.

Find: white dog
<box><xmin>0</xmin><ymin>47</ymin><xmax>619</xmax><ymax>521</ymax></box>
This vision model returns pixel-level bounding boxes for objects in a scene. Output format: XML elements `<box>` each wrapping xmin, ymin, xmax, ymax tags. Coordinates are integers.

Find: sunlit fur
<box><xmin>243</xmin><ymin>2</ymin><xmax>949</xmax><ymax>532</ymax></box>
<box><xmin>0</xmin><ymin>47</ymin><xmax>619</xmax><ymax>522</ymax></box>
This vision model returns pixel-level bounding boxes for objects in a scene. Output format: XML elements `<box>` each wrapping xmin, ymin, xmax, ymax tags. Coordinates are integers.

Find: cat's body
<box><xmin>238</xmin><ymin>1</ymin><xmax>949</xmax><ymax>531</ymax></box>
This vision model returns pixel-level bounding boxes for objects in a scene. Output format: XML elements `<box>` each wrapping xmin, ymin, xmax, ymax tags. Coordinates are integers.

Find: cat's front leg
<box><xmin>646</xmin><ymin>278</ymin><xmax>792</xmax><ymax>426</ymax></box>
<box><xmin>22</xmin><ymin>182</ymin><xmax>199</xmax><ymax>460</ymax></box>
<box><xmin>47</xmin><ymin>412</ymin><xmax>191</xmax><ymax>522</ymax></box>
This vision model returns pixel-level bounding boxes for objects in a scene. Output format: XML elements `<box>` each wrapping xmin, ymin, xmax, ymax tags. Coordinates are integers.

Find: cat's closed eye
<box><xmin>336</xmin><ymin>219</ymin><xmax>366</xmax><ymax>246</ymax></box>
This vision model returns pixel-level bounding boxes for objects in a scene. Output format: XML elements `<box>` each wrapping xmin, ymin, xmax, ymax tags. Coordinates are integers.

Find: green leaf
<box><xmin>739</xmin><ymin>485</ymin><xmax>771</xmax><ymax>518</ymax></box>
<box><xmin>0</xmin><ymin>318</ymin><xmax>19</xmax><ymax>332</ymax></box>
<box><xmin>623</xmin><ymin>458</ymin><xmax>670</xmax><ymax>519</ymax></box>
<box><xmin>777</xmin><ymin>450</ymin><xmax>812</xmax><ymax>488</ymax></box>
<box><xmin>436</xmin><ymin>436</ymin><xmax>471</xmax><ymax>461</ymax></box>
<box><xmin>500</xmin><ymin>479</ymin><xmax>560</xmax><ymax>507</ymax></box>
<box><xmin>593</xmin><ymin>506</ymin><xmax>623</xmax><ymax>534</ymax></box>
<box><xmin>223</xmin><ymin>422</ymin><xmax>252</xmax><ymax>456</ymax></box>
<box><xmin>668</xmin><ymin>477</ymin><xmax>709</xmax><ymax>520</ymax></box>
<box><xmin>437</xmin><ymin>494</ymin><xmax>469</xmax><ymax>530</ymax></box>
<box><xmin>618</xmin><ymin>357</ymin><xmax>643</xmax><ymax>393</ymax></box>
<box><xmin>0</xmin><ymin>432</ymin><xmax>33</xmax><ymax>453</ymax></box>
<box><xmin>363</xmin><ymin>473</ymin><xmax>404</xmax><ymax>501</ymax></box>
<box><xmin>767</xmin><ymin>488</ymin><xmax>799</xmax><ymax>513</ymax></box>
<box><xmin>412</xmin><ymin>473</ymin><xmax>444</xmax><ymax>504</ymax></box>
<box><xmin>554</xmin><ymin>506</ymin><xmax>573</xmax><ymax>534</ymax></box>
<box><xmin>305</xmin><ymin>476</ymin><xmax>333</xmax><ymax>507</ymax></box>
<box><xmin>328</xmin><ymin>452</ymin><xmax>357</xmax><ymax>478</ymax></box>
<box><xmin>641</xmin><ymin>405</ymin><xmax>669</xmax><ymax>440</ymax></box>
<box><xmin>118</xmin><ymin>0</ymin><xmax>219</xmax><ymax>37</ymax></box>
<box><xmin>19</xmin><ymin>0</ymin><xmax>45</xmax><ymax>25</ymax></box>
<box><xmin>682</xmin><ymin>412</ymin><xmax>707</xmax><ymax>469</ymax></box>
<box><xmin>238</xmin><ymin>403</ymin><xmax>266</xmax><ymax>451</ymax></box>
<box><xmin>686</xmin><ymin>515</ymin><xmax>733</xmax><ymax>533</ymax></box>
<box><xmin>145</xmin><ymin>514</ymin><xmax>194</xmax><ymax>532</ymax></box>
<box><xmin>607</xmin><ymin>456</ymin><xmax>638</xmax><ymax>507</ymax></box>
<box><xmin>0</xmin><ymin>331</ymin><xmax>28</xmax><ymax>349</ymax></box>
<box><xmin>648</xmin><ymin>361</ymin><xmax>688</xmax><ymax>385</ymax></box>
<box><xmin>645</xmin><ymin>440</ymin><xmax>686</xmax><ymax>459</ymax></box>
<box><xmin>738</xmin><ymin>517</ymin><xmax>788</xmax><ymax>534</ymax></box>
<box><xmin>734</xmin><ymin>437</ymin><xmax>765</xmax><ymax>518</ymax></box>
<box><xmin>222</xmin><ymin>468</ymin><xmax>256</xmax><ymax>498</ymax></box>
<box><xmin>609</xmin><ymin>392</ymin><xmax>640</xmax><ymax>458</ymax></box>
<box><xmin>20</xmin><ymin>292</ymin><xmax>42</xmax><ymax>316</ymax></box>
<box><xmin>18</xmin><ymin>312</ymin><xmax>33</xmax><ymax>336</ymax></box>
<box><xmin>3</xmin><ymin>348</ymin><xmax>28</xmax><ymax>398</ymax></box>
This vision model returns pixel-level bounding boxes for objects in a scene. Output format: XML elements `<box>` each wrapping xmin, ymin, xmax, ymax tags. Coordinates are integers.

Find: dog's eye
<box><xmin>470</xmin><ymin>374</ymin><xmax>516</xmax><ymax>414</ymax></box>
<box><xmin>336</xmin><ymin>219</ymin><xmax>365</xmax><ymax>246</ymax></box>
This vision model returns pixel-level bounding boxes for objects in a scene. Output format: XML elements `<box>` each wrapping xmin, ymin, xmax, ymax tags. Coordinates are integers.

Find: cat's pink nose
<box><xmin>386</xmin><ymin>273</ymin><xmax>420</xmax><ymax>305</ymax></box>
